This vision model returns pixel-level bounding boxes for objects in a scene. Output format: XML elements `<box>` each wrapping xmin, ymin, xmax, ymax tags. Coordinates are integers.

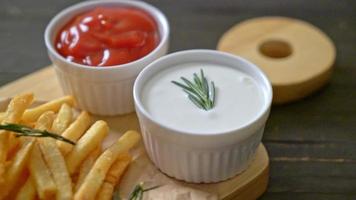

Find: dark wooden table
<box><xmin>1</xmin><ymin>0</ymin><xmax>355</xmax><ymax>199</ymax></box>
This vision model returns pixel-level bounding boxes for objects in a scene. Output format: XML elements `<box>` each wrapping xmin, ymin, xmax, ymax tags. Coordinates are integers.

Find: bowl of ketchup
<box><xmin>45</xmin><ymin>0</ymin><xmax>169</xmax><ymax>116</ymax></box>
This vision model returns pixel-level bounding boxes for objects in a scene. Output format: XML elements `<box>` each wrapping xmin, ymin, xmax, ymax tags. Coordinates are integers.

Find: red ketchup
<box><xmin>55</xmin><ymin>7</ymin><xmax>159</xmax><ymax>67</ymax></box>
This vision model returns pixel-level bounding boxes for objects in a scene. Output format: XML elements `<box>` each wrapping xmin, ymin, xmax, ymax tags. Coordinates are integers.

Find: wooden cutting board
<box><xmin>0</xmin><ymin>66</ymin><xmax>269</xmax><ymax>200</ymax></box>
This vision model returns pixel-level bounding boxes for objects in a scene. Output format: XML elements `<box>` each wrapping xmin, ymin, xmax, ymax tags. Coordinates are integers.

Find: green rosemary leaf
<box><xmin>188</xmin><ymin>94</ymin><xmax>205</xmax><ymax>110</ymax></box>
<box><xmin>128</xmin><ymin>182</ymin><xmax>160</xmax><ymax>200</ymax></box>
<box><xmin>200</xmin><ymin>68</ymin><xmax>204</xmax><ymax>78</ymax></box>
<box><xmin>210</xmin><ymin>81</ymin><xmax>216</xmax><ymax>106</ymax></box>
<box><xmin>142</xmin><ymin>185</ymin><xmax>161</xmax><ymax>192</ymax></box>
<box><xmin>180</xmin><ymin>77</ymin><xmax>196</xmax><ymax>90</ymax></box>
<box><xmin>200</xmin><ymin>69</ymin><xmax>206</xmax><ymax>89</ymax></box>
<box><xmin>0</xmin><ymin>123</ymin><xmax>75</xmax><ymax>145</ymax></box>
<box><xmin>202</xmin><ymin>76</ymin><xmax>209</xmax><ymax>98</ymax></box>
<box><xmin>113</xmin><ymin>181</ymin><xmax>161</xmax><ymax>199</ymax></box>
<box><xmin>171</xmin><ymin>81</ymin><xmax>195</xmax><ymax>94</ymax></box>
<box><xmin>183</xmin><ymin>89</ymin><xmax>205</xmax><ymax>104</ymax></box>
<box><xmin>181</xmin><ymin>77</ymin><xmax>207</xmax><ymax>99</ymax></box>
<box><xmin>172</xmin><ymin>69</ymin><xmax>216</xmax><ymax>111</ymax></box>
<box><xmin>128</xmin><ymin>183</ymin><xmax>143</xmax><ymax>200</ymax></box>
<box><xmin>193</xmin><ymin>73</ymin><xmax>203</xmax><ymax>89</ymax></box>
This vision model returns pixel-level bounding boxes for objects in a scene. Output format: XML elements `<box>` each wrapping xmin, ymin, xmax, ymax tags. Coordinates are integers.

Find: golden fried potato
<box><xmin>96</xmin><ymin>153</ymin><xmax>132</xmax><ymax>200</ymax></box>
<box><xmin>22</xmin><ymin>96</ymin><xmax>75</xmax><ymax>122</ymax></box>
<box><xmin>74</xmin><ymin>131</ymin><xmax>140</xmax><ymax>200</ymax></box>
<box><xmin>51</xmin><ymin>103</ymin><xmax>73</xmax><ymax>134</ymax></box>
<box><xmin>57</xmin><ymin>111</ymin><xmax>91</xmax><ymax>155</ymax></box>
<box><xmin>0</xmin><ymin>93</ymin><xmax>33</xmax><ymax>184</ymax></box>
<box><xmin>66</xmin><ymin>120</ymin><xmax>108</xmax><ymax>175</ymax></box>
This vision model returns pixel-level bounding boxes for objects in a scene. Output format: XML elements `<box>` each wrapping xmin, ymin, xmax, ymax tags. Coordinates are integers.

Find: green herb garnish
<box><xmin>112</xmin><ymin>182</ymin><xmax>160</xmax><ymax>200</ymax></box>
<box><xmin>172</xmin><ymin>69</ymin><xmax>216</xmax><ymax>110</ymax></box>
<box><xmin>128</xmin><ymin>182</ymin><xmax>160</xmax><ymax>200</ymax></box>
<box><xmin>0</xmin><ymin>123</ymin><xmax>75</xmax><ymax>145</ymax></box>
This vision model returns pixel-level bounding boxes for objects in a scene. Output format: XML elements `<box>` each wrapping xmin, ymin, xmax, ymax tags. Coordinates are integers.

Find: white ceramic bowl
<box><xmin>45</xmin><ymin>0</ymin><xmax>169</xmax><ymax>116</ymax></box>
<box><xmin>134</xmin><ymin>49</ymin><xmax>272</xmax><ymax>183</ymax></box>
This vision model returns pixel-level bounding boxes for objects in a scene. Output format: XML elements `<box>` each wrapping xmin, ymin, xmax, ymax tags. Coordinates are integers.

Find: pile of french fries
<box><xmin>0</xmin><ymin>93</ymin><xmax>141</xmax><ymax>200</ymax></box>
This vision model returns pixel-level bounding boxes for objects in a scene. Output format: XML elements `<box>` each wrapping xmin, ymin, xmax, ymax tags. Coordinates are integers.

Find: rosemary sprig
<box><xmin>172</xmin><ymin>69</ymin><xmax>216</xmax><ymax>110</ymax></box>
<box><xmin>128</xmin><ymin>182</ymin><xmax>160</xmax><ymax>200</ymax></box>
<box><xmin>112</xmin><ymin>182</ymin><xmax>160</xmax><ymax>200</ymax></box>
<box><xmin>0</xmin><ymin>123</ymin><xmax>75</xmax><ymax>145</ymax></box>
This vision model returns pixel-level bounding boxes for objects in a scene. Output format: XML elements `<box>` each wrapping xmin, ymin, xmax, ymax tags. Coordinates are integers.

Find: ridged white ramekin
<box><xmin>134</xmin><ymin>50</ymin><xmax>272</xmax><ymax>183</ymax></box>
<box><xmin>45</xmin><ymin>0</ymin><xmax>169</xmax><ymax>116</ymax></box>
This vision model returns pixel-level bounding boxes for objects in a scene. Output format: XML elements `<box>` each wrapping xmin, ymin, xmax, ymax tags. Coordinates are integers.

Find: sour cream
<box><xmin>141</xmin><ymin>62</ymin><xmax>266</xmax><ymax>134</ymax></box>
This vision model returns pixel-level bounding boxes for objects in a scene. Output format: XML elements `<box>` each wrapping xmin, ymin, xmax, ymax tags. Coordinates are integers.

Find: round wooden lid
<box><xmin>217</xmin><ymin>17</ymin><xmax>336</xmax><ymax>104</ymax></box>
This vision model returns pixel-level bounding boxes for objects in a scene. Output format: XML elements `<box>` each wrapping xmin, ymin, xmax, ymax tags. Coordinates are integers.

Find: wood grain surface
<box><xmin>217</xmin><ymin>16</ymin><xmax>336</xmax><ymax>104</ymax></box>
<box><xmin>0</xmin><ymin>0</ymin><xmax>355</xmax><ymax>199</ymax></box>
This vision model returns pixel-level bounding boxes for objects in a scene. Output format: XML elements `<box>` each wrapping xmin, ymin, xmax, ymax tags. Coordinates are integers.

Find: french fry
<box><xmin>6</xmin><ymin>169</ymin><xmax>30</xmax><ymax>200</ymax></box>
<box><xmin>24</xmin><ymin>111</ymin><xmax>57</xmax><ymax>199</ymax></box>
<box><xmin>39</xmin><ymin>137</ymin><xmax>73</xmax><ymax>200</ymax></box>
<box><xmin>57</xmin><ymin>111</ymin><xmax>91</xmax><ymax>155</ymax></box>
<box><xmin>7</xmin><ymin>117</ymin><xmax>35</xmax><ymax>156</ymax></box>
<box><xmin>29</xmin><ymin>144</ymin><xmax>56</xmax><ymax>199</ymax></box>
<box><xmin>0</xmin><ymin>112</ymin><xmax>4</xmax><ymax>122</ymax></box>
<box><xmin>96</xmin><ymin>153</ymin><xmax>132</xmax><ymax>200</ymax></box>
<box><xmin>0</xmin><ymin>139</ymin><xmax>34</xmax><ymax>199</ymax></box>
<box><xmin>0</xmin><ymin>93</ymin><xmax>33</xmax><ymax>184</ymax></box>
<box><xmin>7</xmin><ymin>118</ymin><xmax>34</xmax><ymax>156</ymax></box>
<box><xmin>16</xmin><ymin>177</ymin><xmax>36</xmax><ymax>200</ymax></box>
<box><xmin>5</xmin><ymin>111</ymin><xmax>54</xmax><ymax>198</ymax></box>
<box><xmin>96</xmin><ymin>182</ymin><xmax>114</xmax><ymax>200</ymax></box>
<box><xmin>74</xmin><ymin>131</ymin><xmax>140</xmax><ymax>200</ymax></box>
<box><xmin>33</xmin><ymin>111</ymin><xmax>72</xmax><ymax>200</ymax></box>
<box><xmin>52</xmin><ymin>103</ymin><xmax>73</xmax><ymax>134</ymax></box>
<box><xmin>66</xmin><ymin>120</ymin><xmax>109</xmax><ymax>175</ymax></box>
<box><xmin>34</xmin><ymin>111</ymin><xmax>55</xmax><ymax>130</ymax></box>
<box><xmin>1</xmin><ymin>93</ymin><xmax>34</xmax><ymax>124</ymax></box>
<box><xmin>7</xmin><ymin>138</ymin><xmax>20</xmax><ymax>160</ymax></box>
<box><xmin>2</xmin><ymin>93</ymin><xmax>140</xmax><ymax>200</ymax></box>
<box><xmin>22</xmin><ymin>96</ymin><xmax>75</xmax><ymax>122</ymax></box>
<box><xmin>74</xmin><ymin>147</ymin><xmax>102</xmax><ymax>192</ymax></box>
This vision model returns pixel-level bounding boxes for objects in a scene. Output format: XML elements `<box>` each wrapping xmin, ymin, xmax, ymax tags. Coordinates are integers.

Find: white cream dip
<box><xmin>141</xmin><ymin>62</ymin><xmax>266</xmax><ymax>133</ymax></box>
